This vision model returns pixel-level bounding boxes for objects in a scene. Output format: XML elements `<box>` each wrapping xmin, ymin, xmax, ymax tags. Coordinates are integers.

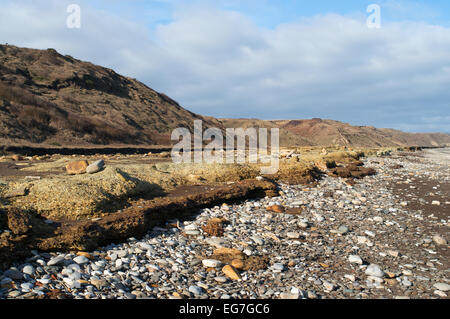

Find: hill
<box><xmin>0</xmin><ymin>44</ymin><xmax>221</xmax><ymax>146</ymax></box>
<box><xmin>219</xmin><ymin>118</ymin><xmax>450</xmax><ymax>147</ymax></box>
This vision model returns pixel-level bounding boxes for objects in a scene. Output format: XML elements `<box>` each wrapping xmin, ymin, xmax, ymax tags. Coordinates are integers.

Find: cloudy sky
<box><xmin>0</xmin><ymin>0</ymin><xmax>449</xmax><ymax>133</ymax></box>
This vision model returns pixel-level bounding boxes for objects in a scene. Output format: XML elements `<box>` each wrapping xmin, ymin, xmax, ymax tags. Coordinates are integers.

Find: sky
<box><xmin>0</xmin><ymin>0</ymin><xmax>449</xmax><ymax>133</ymax></box>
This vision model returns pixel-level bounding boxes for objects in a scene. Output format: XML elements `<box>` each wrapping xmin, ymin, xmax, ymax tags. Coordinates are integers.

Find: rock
<box><xmin>117</xmin><ymin>250</ymin><xmax>127</xmax><ymax>258</ymax></box>
<box><xmin>66</xmin><ymin>160</ymin><xmax>89</xmax><ymax>175</ymax></box>
<box><xmin>431</xmin><ymin>201</ymin><xmax>441</xmax><ymax>206</ymax></box>
<box><xmin>109</xmin><ymin>253</ymin><xmax>118</xmax><ymax>261</ymax></box>
<box><xmin>286</xmin><ymin>232</ymin><xmax>300</xmax><ymax>239</ymax></box>
<box><xmin>157</xmin><ymin>151</ymin><xmax>171</xmax><ymax>158</ymax></box>
<box><xmin>402</xmin><ymin>279</ymin><xmax>412</xmax><ymax>287</ymax></box>
<box><xmin>131</xmin><ymin>290</ymin><xmax>147</xmax><ymax>299</ymax></box>
<box><xmin>25</xmin><ymin>176</ymin><xmax>41</xmax><ymax>180</ymax></box>
<box><xmin>21</xmin><ymin>282</ymin><xmax>34</xmax><ymax>291</ymax></box>
<box><xmin>365</xmin><ymin>230</ymin><xmax>376</xmax><ymax>237</ymax></box>
<box><xmin>402</xmin><ymin>270</ymin><xmax>413</xmax><ymax>276</ymax></box>
<box><xmin>373</xmin><ymin>216</ymin><xmax>383</xmax><ymax>223</ymax></box>
<box><xmin>231</xmin><ymin>259</ymin><xmax>245</xmax><ymax>270</ymax></box>
<box><xmin>307</xmin><ymin>291</ymin><xmax>318</xmax><ymax>299</ymax></box>
<box><xmin>184</xmin><ymin>224</ymin><xmax>198</xmax><ymax>231</ymax></box>
<box><xmin>433</xmin><ymin>283</ymin><xmax>450</xmax><ymax>292</ymax></box>
<box><xmin>4</xmin><ymin>186</ymin><xmax>29</xmax><ymax>198</ymax></box>
<box><xmin>86</xmin><ymin>160</ymin><xmax>105</xmax><ymax>174</ymax></box>
<box><xmin>11</xmin><ymin>154</ymin><xmax>23</xmax><ymax>161</ymax></box>
<box><xmin>365</xmin><ymin>264</ymin><xmax>385</xmax><ymax>278</ymax></box>
<box><xmin>357</xmin><ymin>236</ymin><xmax>373</xmax><ymax>246</ymax></box>
<box><xmin>0</xmin><ymin>278</ymin><xmax>14</xmax><ymax>289</ymax></box>
<box><xmin>188</xmin><ymin>285</ymin><xmax>204</xmax><ymax>295</ymax></box>
<box><xmin>385</xmin><ymin>272</ymin><xmax>397</xmax><ymax>279</ymax></box>
<box><xmin>271</xmin><ymin>263</ymin><xmax>285</xmax><ymax>272</ymax></box>
<box><xmin>91</xmin><ymin>278</ymin><xmax>107</xmax><ymax>288</ymax></box>
<box><xmin>348</xmin><ymin>255</ymin><xmax>363</xmax><ymax>265</ymax></box>
<box><xmin>385</xmin><ymin>279</ymin><xmax>397</xmax><ymax>286</ymax></box>
<box><xmin>8</xmin><ymin>291</ymin><xmax>21</xmax><ymax>298</ymax></box>
<box><xmin>368</xmin><ymin>276</ymin><xmax>384</xmax><ymax>284</ymax></box>
<box><xmin>298</xmin><ymin>221</ymin><xmax>309</xmax><ymax>228</ymax></box>
<box><xmin>314</xmin><ymin>214</ymin><xmax>325</xmax><ymax>222</ymax></box>
<box><xmin>37</xmin><ymin>278</ymin><xmax>50</xmax><ymax>285</ymax></box>
<box><xmin>213</xmin><ymin>247</ymin><xmax>243</xmax><ymax>256</ymax></box>
<box><xmin>47</xmin><ymin>255</ymin><xmax>65</xmax><ymax>266</ymax></box>
<box><xmin>344</xmin><ymin>274</ymin><xmax>356</xmax><ymax>282</ymax></box>
<box><xmin>138</xmin><ymin>242</ymin><xmax>154</xmax><ymax>251</ymax></box>
<box><xmin>337</xmin><ymin>225</ymin><xmax>349</xmax><ymax>234</ymax></box>
<box><xmin>170</xmin><ymin>292</ymin><xmax>182</xmax><ymax>299</ymax></box>
<box><xmin>222</xmin><ymin>265</ymin><xmax>241</xmax><ymax>280</ymax></box>
<box><xmin>432</xmin><ymin>235</ymin><xmax>447</xmax><ymax>246</ymax></box>
<box><xmin>290</xmin><ymin>287</ymin><xmax>301</xmax><ymax>295</ymax></box>
<box><xmin>323</xmin><ymin>281</ymin><xmax>335</xmax><ymax>291</ymax></box>
<box><xmin>280</xmin><ymin>292</ymin><xmax>299</xmax><ymax>299</ymax></box>
<box><xmin>388</xmin><ymin>250</ymin><xmax>399</xmax><ymax>257</ymax></box>
<box><xmin>22</xmin><ymin>265</ymin><xmax>35</xmax><ymax>275</ymax></box>
<box><xmin>4</xmin><ymin>269</ymin><xmax>23</xmax><ymax>280</ymax></box>
<box><xmin>202</xmin><ymin>259</ymin><xmax>222</xmax><ymax>268</ymax></box>
<box><xmin>214</xmin><ymin>276</ymin><xmax>228</xmax><ymax>283</ymax></box>
<box><xmin>251</xmin><ymin>236</ymin><xmax>264</xmax><ymax>245</ymax></box>
<box><xmin>73</xmin><ymin>255</ymin><xmax>89</xmax><ymax>264</ymax></box>
<box><xmin>266</xmin><ymin>205</ymin><xmax>285</xmax><ymax>214</ymax></box>
<box><xmin>416</xmin><ymin>276</ymin><xmax>430</xmax><ymax>281</ymax></box>
<box><xmin>204</xmin><ymin>237</ymin><xmax>227</xmax><ymax>248</ymax></box>
<box><xmin>197</xmin><ymin>282</ymin><xmax>209</xmax><ymax>290</ymax></box>
<box><xmin>76</xmin><ymin>251</ymin><xmax>94</xmax><ymax>259</ymax></box>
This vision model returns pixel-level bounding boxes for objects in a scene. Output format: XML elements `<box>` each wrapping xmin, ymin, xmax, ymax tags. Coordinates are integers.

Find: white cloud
<box><xmin>0</xmin><ymin>1</ymin><xmax>449</xmax><ymax>132</ymax></box>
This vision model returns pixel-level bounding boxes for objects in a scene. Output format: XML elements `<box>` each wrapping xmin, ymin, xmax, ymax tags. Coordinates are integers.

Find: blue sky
<box><xmin>91</xmin><ymin>0</ymin><xmax>450</xmax><ymax>29</ymax></box>
<box><xmin>0</xmin><ymin>0</ymin><xmax>449</xmax><ymax>133</ymax></box>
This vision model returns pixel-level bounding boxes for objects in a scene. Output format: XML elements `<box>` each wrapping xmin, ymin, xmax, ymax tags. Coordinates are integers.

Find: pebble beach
<box><xmin>1</xmin><ymin>149</ymin><xmax>449</xmax><ymax>299</ymax></box>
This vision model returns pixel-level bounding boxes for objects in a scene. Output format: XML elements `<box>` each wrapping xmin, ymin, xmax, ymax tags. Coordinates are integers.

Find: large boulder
<box><xmin>86</xmin><ymin>160</ymin><xmax>105</xmax><ymax>174</ymax></box>
<box><xmin>66</xmin><ymin>160</ymin><xmax>89</xmax><ymax>175</ymax></box>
